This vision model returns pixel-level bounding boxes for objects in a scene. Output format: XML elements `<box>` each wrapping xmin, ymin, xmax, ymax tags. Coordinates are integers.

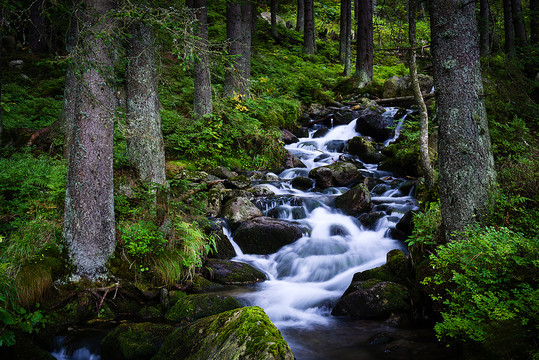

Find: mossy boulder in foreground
<box><xmin>153</xmin><ymin>306</ymin><xmax>294</xmax><ymax>360</ymax></box>
<box><xmin>165</xmin><ymin>293</ymin><xmax>243</xmax><ymax>322</ymax></box>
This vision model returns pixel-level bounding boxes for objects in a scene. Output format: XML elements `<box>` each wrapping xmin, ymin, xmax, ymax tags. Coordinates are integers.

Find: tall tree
<box><xmin>355</xmin><ymin>0</ymin><xmax>373</xmax><ymax>87</ymax></box>
<box><xmin>303</xmin><ymin>0</ymin><xmax>315</xmax><ymax>54</ymax></box>
<box><xmin>511</xmin><ymin>0</ymin><xmax>527</xmax><ymax>48</ymax></box>
<box><xmin>187</xmin><ymin>0</ymin><xmax>213</xmax><ymax>116</ymax></box>
<box><xmin>125</xmin><ymin>17</ymin><xmax>166</xmax><ymax>185</ymax></box>
<box><xmin>63</xmin><ymin>0</ymin><xmax>117</xmax><ymax>280</ymax></box>
<box><xmin>271</xmin><ymin>0</ymin><xmax>279</xmax><ymax>39</ymax></box>
<box><xmin>296</xmin><ymin>0</ymin><xmax>304</xmax><ymax>31</ymax></box>
<box><xmin>503</xmin><ymin>0</ymin><xmax>515</xmax><ymax>55</ymax></box>
<box><xmin>532</xmin><ymin>0</ymin><xmax>539</xmax><ymax>45</ymax></box>
<box><xmin>339</xmin><ymin>0</ymin><xmax>352</xmax><ymax>76</ymax></box>
<box><xmin>430</xmin><ymin>0</ymin><xmax>496</xmax><ymax>238</ymax></box>
<box><xmin>479</xmin><ymin>0</ymin><xmax>490</xmax><ymax>57</ymax></box>
<box><xmin>28</xmin><ymin>0</ymin><xmax>47</xmax><ymax>53</ymax></box>
<box><xmin>224</xmin><ymin>0</ymin><xmax>251</xmax><ymax>95</ymax></box>
<box><xmin>409</xmin><ymin>0</ymin><xmax>434</xmax><ymax>189</ymax></box>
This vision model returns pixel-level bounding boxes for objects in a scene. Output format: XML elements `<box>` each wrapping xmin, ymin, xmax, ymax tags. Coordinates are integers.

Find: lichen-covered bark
<box><xmin>430</xmin><ymin>0</ymin><xmax>496</xmax><ymax>238</ymax></box>
<box><xmin>303</xmin><ymin>0</ymin><xmax>315</xmax><ymax>54</ymax></box>
<box><xmin>224</xmin><ymin>1</ymin><xmax>251</xmax><ymax>96</ymax></box>
<box><xmin>189</xmin><ymin>0</ymin><xmax>213</xmax><ymax>116</ymax></box>
<box><xmin>126</xmin><ymin>21</ymin><xmax>166</xmax><ymax>185</ymax></box>
<box><xmin>355</xmin><ymin>0</ymin><xmax>373</xmax><ymax>87</ymax></box>
<box><xmin>63</xmin><ymin>0</ymin><xmax>116</xmax><ymax>280</ymax></box>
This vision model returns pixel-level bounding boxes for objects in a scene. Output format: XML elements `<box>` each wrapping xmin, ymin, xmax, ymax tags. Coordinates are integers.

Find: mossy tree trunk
<box><xmin>296</xmin><ymin>0</ymin><xmax>304</xmax><ymax>31</ymax></box>
<box><xmin>355</xmin><ymin>0</ymin><xmax>373</xmax><ymax>87</ymax></box>
<box><xmin>479</xmin><ymin>0</ymin><xmax>490</xmax><ymax>57</ymax></box>
<box><xmin>63</xmin><ymin>0</ymin><xmax>117</xmax><ymax>280</ymax></box>
<box><xmin>409</xmin><ymin>0</ymin><xmax>434</xmax><ymax>190</ymax></box>
<box><xmin>430</xmin><ymin>0</ymin><xmax>496</xmax><ymax>239</ymax></box>
<box><xmin>224</xmin><ymin>0</ymin><xmax>251</xmax><ymax>96</ymax></box>
<box><xmin>125</xmin><ymin>20</ymin><xmax>166</xmax><ymax>186</ymax></box>
<box><xmin>188</xmin><ymin>0</ymin><xmax>213</xmax><ymax>116</ymax></box>
<box><xmin>303</xmin><ymin>0</ymin><xmax>315</xmax><ymax>54</ymax></box>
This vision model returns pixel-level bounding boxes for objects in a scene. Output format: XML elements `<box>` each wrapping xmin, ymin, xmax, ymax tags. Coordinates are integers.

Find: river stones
<box><xmin>345</xmin><ymin>136</ymin><xmax>383</xmax><ymax>164</ymax></box>
<box><xmin>233</xmin><ymin>217</ymin><xmax>303</xmax><ymax>254</ymax></box>
<box><xmin>224</xmin><ymin>175</ymin><xmax>251</xmax><ymax>189</ymax></box>
<box><xmin>222</xmin><ymin>197</ymin><xmax>263</xmax><ymax>230</ymax></box>
<box><xmin>334</xmin><ymin>183</ymin><xmax>372</xmax><ymax>216</ymax></box>
<box><xmin>281</xmin><ymin>129</ymin><xmax>299</xmax><ymax>144</ymax></box>
<box><xmin>355</xmin><ymin>109</ymin><xmax>395</xmax><ymax>142</ymax></box>
<box><xmin>165</xmin><ymin>293</ymin><xmax>243</xmax><ymax>322</ymax></box>
<box><xmin>283</xmin><ymin>150</ymin><xmax>305</xmax><ymax>169</ymax></box>
<box><xmin>100</xmin><ymin>322</ymin><xmax>174</xmax><ymax>360</ymax></box>
<box><xmin>153</xmin><ymin>307</ymin><xmax>294</xmax><ymax>360</ymax></box>
<box><xmin>309</xmin><ymin>161</ymin><xmax>362</xmax><ymax>188</ymax></box>
<box><xmin>204</xmin><ymin>258</ymin><xmax>267</xmax><ymax>284</ymax></box>
<box><xmin>290</xmin><ymin>176</ymin><xmax>314</xmax><ymax>190</ymax></box>
<box><xmin>333</xmin><ymin>109</ymin><xmax>360</xmax><ymax>126</ymax></box>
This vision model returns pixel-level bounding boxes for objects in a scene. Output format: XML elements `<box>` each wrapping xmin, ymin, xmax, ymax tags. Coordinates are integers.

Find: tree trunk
<box><xmin>511</xmin><ymin>0</ymin><xmax>527</xmax><ymax>48</ymax></box>
<box><xmin>296</xmin><ymin>0</ymin><xmax>304</xmax><ymax>31</ymax></box>
<box><xmin>503</xmin><ymin>0</ymin><xmax>515</xmax><ymax>55</ymax></box>
<box><xmin>63</xmin><ymin>0</ymin><xmax>117</xmax><ymax>280</ymax></box>
<box><xmin>240</xmin><ymin>1</ymin><xmax>252</xmax><ymax>93</ymax></box>
<box><xmin>430</xmin><ymin>0</ymin><xmax>496</xmax><ymax>239</ymax></box>
<box><xmin>225</xmin><ymin>1</ymin><xmax>243</xmax><ymax>95</ymax></box>
<box><xmin>344</xmin><ymin>0</ymin><xmax>352</xmax><ymax>76</ymax></box>
<box><xmin>188</xmin><ymin>0</ymin><xmax>213</xmax><ymax>116</ymax></box>
<box><xmin>303</xmin><ymin>0</ymin><xmax>315</xmax><ymax>54</ymax></box>
<box><xmin>125</xmin><ymin>21</ymin><xmax>166</xmax><ymax>186</ymax></box>
<box><xmin>271</xmin><ymin>0</ymin><xmax>278</xmax><ymax>39</ymax></box>
<box><xmin>28</xmin><ymin>0</ymin><xmax>48</xmax><ymax>53</ymax></box>
<box><xmin>340</xmin><ymin>0</ymin><xmax>347</xmax><ymax>63</ymax></box>
<box><xmin>251</xmin><ymin>0</ymin><xmax>258</xmax><ymax>46</ymax></box>
<box><xmin>409</xmin><ymin>0</ymin><xmax>434</xmax><ymax>189</ymax></box>
<box><xmin>531</xmin><ymin>0</ymin><xmax>539</xmax><ymax>45</ymax></box>
<box><xmin>479</xmin><ymin>0</ymin><xmax>490</xmax><ymax>57</ymax></box>
<box><xmin>355</xmin><ymin>0</ymin><xmax>373</xmax><ymax>87</ymax></box>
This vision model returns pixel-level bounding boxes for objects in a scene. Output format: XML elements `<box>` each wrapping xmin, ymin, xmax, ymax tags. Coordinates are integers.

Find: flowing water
<box><xmin>227</xmin><ymin>109</ymin><xmax>453</xmax><ymax>359</ymax></box>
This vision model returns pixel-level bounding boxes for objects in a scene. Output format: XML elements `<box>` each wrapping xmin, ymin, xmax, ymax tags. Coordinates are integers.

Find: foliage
<box><xmin>405</xmin><ymin>201</ymin><xmax>442</xmax><ymax>249</ymax></box>
<box><xmin>120</xmin><ymin>220</ymin><xmax>166</xmax><ymax>273</ymax></box>
<box><xmin>423</xmin><ymin>226</ymin><xmax>539</xmax><ymax>359</ymax></box>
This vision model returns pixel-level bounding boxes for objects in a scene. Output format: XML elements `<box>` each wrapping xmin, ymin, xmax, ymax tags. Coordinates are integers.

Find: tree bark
<box><xmin>511</xmin><ymin>0</ymin><xmax>527</xmax><ymax>48</ymax></box>
<box><xmin>409</xmin><ymin>0</ymin><xmax>434</xmax><ymax>189</ymax></box>
<box><xmin>344</xmin><ymin>0</ymin><xmax>352</xmax><ymax>76</ymax></box>
<box><xmin>355</xmin><ymin>0</ymin><xmax>373</xmax><ymax>87</ymax></box>
<box><xmin>303</xmin><ymin>0</ymin><xmax>315</xmax><ymax>54</ymax></box>
<box><xmin>503</xmin><ymin>0</ymin><xmax>515</xmax><ymax>55</ymax></box>
<box><xmin>63</xmin><ymin>0</ymin><xmax>117</xmax><ymax>280</ymax></box>
<box><xmin>241</xmin><ymin>1</ymin><xmax>252</xmax><ymax>93</ymax></box>
<box><xmin>224</xmin><ymin>1</ymin><xmax>251</xmax><ymax>96</ymax></box>
<box><xmin>125</xmin><ymin>20</ymin><xmax>166</xmax><ymax>186</ymax></box>
<box><xmin>479</xmin><ymin>0</ymin><xmax>490</xmax><ymax>57</ymax></box>
<box><xmin>430</xmin><ymin>0</ymin><xmax>496</xmax><ymax>238</ymax></box>
<box><xmin>271</xmin><ymin>0</ymin><xmax>278</xmax><ymax>39</ymax></box>
<box><xmin>188</xmin><ymin>0</ymin><xmax>213</xmax><ymax>116</ymax></box>
<box><xmin>296</xmin><ymin>0</ymin><xmax>304</xmax><ymax>32</ymax></box>
<box><xmin>531</xmin><ymin>0</ymin><xmax>539</xmax><ymax>45</ymax></box>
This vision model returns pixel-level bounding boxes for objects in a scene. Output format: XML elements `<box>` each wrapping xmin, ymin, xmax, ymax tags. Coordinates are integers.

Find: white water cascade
<box><xmin>227</xmin><ymin>108</ymin><xmax>420</xmax><ymax>358</ymax></box>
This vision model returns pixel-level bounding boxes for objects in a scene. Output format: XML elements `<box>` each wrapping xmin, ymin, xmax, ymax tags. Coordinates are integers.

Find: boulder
<box><xmin>153</xmin><ymin>307</ymin><xmax>294</xmax><ymax>360</ymax></box>
<box><xmin>294</xmin><ymin>126</ymin><xmax>309</xmax><ymax>138</ymax></box>
<box><xmin>224</xmin><ymin>175</ymin><xmax>251</xmax><ymax>189</ymax></box>
<box><xmin>204</xmin><ymin>219</ymin><xmax>236</xmax><ymax>259</ymax></box>
<box><xmin>358</xmin><ymin>211</ymin><xmax>386</xmax><ymax>229</ymax></box>
<box><xmin>283</xmin><ymin>150</ymin><xmax>305</xmax><ymax>169</ymax></box>
<box><xmin>100</xmin><ymin>322</ymin><xmax>174</xmax><ymax>360</ymax></box>
<box><xmin>291</xmin><ymin>176</ymin><xmax>314</xmax><ymax>190</ymax></box>
<box><xmin>211</xmin><ymin>166</ymin><xmax>238</xmax><ymax>179</ymax></box>
<box><xmin>260</xmin><ymin>12</ymin><xmax>286</xmax><ymax>27</ymax></box>
<box><xmin>382</xmin><ymin>75</ymin><xmax>434</xmax><ymax>99</ymax></box>
<box><xmin>281</xmin><ymin>129</ymin><xmax>299</xmax><ymax>144</ymax></box>
<box><xmin>165</xmin><ymin>293</ymin><xmax>243</xmax><ymax>322</ymax></box>
<box><xmin>363</xmin><ymin>177</ymin><xmax>384</xmax><ymax>191</ymax></box>
<box><xmin>333</xmin><ymin>109</ymin><xmax>359</xmax><ymax>126</ymax></box>
<box><xmin>345</xmin><ymin>136</ymin><xmax>383</xmax><ymax>164</ymax></box>
<box><xmin>325</xmin><ymin>139</ymin><xmax>346</xmax><ymax>153</ymax></box>
<box><xmin>396</xmin><ymin>210</ymin><xmax>416</xmax><ymax>236</ymax></box>
<box><xmin>233</xmin><ymin>217</ymin><xmax>303</xmax><ymax>254</ymax></box>
<box><xmin>309</xmin><ymin>162</ymin><xmax>362</xmax><ymax>188</ymax></box>
<box><xmin>353</xmin><ymin>249</ymin><xmax>411</xmax><ymax>285</ymax></box>
<box><xmin>312</xmin><ymin>127</ymin><xmax>329</xmax><ymax>138</ymax></box>
<box><xmin>334</xmin><ymin>184</ymin><xmax>372</xmax><ymax>216</ymax></box>
<box><xmin>206</xmin><ymin>182</ymin><xmax>226</xmax><ymax>217</ymax></box>
<box><xmin>204</xmin><ymin>258</ymin><xmax>267</xmax><ymax>284</ymax></box>
<box><xmin>355</xmin><ymin>109</ymin><xmax>395</xmax><ymax>142</ymax></box>
<box><xmin>222</xmin><ymin>197</ymin><xmax>263</xmax><ymax>230</ymax></box>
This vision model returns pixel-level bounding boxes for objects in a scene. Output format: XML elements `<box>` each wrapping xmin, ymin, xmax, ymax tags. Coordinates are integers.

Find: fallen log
<box><xmin>375</xmin><ymin>92</ymin><xmax>434</xmax><ymax>106</ymax></box>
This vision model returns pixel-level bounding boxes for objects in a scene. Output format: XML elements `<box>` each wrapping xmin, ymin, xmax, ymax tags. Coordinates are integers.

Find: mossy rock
<box><xmin>352</xmin><ymin>249</ymin><xmax>411</xmax><ymax>285</ymax></box>
<box><xmin>153</xmin><ymin>306</ymin><xmax>294</xmax><ymax>360</ymax></box>
<box><xmin>204</xmin><ymin>259</ymin><xmax>267</xmax><ymax>285</ymax></box>
<box><xmin>165</xmin><ymin>293</ymin><xmax>243</xmax><ymax>322</ymax></box>
<box><xmin>137</xmin><ymin>305</ymin><xmax>163</xmax><ymax>321</ymax></box>
<box><xmin>233</xmin><ymin>217</ymin><xmax>303</xmax><ymax>255</ymax></box>
<box><xmin>334</xmin><ymin>183</ymin><xmax>372</xmax><ymax>216</ymax></box>
<box><xmin>309</xmin><ymin>162</ymin><xmax>362</xmax><ymax>188</ymax></box>
<box><xmin>222</xmin><ymin>197</ymin><xmax>263</xmax><ymax>230</ymax></box>
<box><xmin>345</xmin><ymin>136</ymin><xmax>383</xmax><ymax>164</ymax></box>
<box><xmin>100</xmin><ymin>322</ymin><xmax>174</xmax><ymax>360</ymax></box>
<box><xmin>189</xmin><ymin>273</ymin><xmax>225</xmax><ymax>292</ymax></box>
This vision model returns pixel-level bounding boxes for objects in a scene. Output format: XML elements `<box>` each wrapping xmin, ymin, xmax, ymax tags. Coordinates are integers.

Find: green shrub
<box><xmin>423</xmin><ymin>226</ymin><xmax>539</xmax><ymax>359</ymax></box>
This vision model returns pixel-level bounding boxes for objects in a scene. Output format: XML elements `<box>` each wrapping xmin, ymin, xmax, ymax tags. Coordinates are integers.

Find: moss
<box><xmin>100</xmin><ymin>322</ymin><xmax>174</xmax><ymax>360</ymax></box>
<box><xmin>154</xmin><ymin>306</ymin><xmax>294</xmax><ymax>360</ymax></box>
<box><xmin>165</xmin><ymin>293</ymin><xmax>242</xmax><ymax>322</ymax></box>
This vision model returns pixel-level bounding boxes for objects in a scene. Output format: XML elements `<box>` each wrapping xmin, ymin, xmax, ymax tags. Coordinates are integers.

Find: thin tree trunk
<box><xmin>63</xmin><ymin>0</ymin><xmax>117</xmax><ymax>280</ymax></box>
<box><xmin>355</xmin><ymin>0</ymin><xmax>373</xmax><ymax>87</ymax></box>
<box><xmin>340</xmin><ymin>0</ymin><xmax>347</xmax><ymax>63</ymax></box>
<box><xmin>189</xmin><ymin>0</ymin><xmax>213</xmax><ymax>116</ymax></box>
<box><xmin>251</xmin><ymin>0</ymin><xmax>258</xmax><ymax>46</ymax></box>
<box><xmin>303</xmin><ymin>0</ymin><xmax>315</xmax><ymax>54</ymax></box>
<box><xmin>430</xmin><ymin>0</ymin><xmax>496</xmax><ymax>239</ymax></box>
<box><xmin>296</xmin><ymin>0</ymin><xmax>304</xmax><ymax>31</ymax></box>
<box><xmin>532</xmin><ymin>0</ymin><xmax>539</xmax><ymax>45</ymax></box>
<box><xmin>511</xmin><ymin>0</ymin><xmax>527</xmax><ymax>48</ymax></box>
<box><xmin>240</xmin><ymin>0</ymin><xmax>252</xmax><ymax>93</ymax></box>
<box><xmin>409</xmin><ymin>0</ymin><xmax>434</xmax><ymax>189</ymax></box>
<box><xmin>126</xmin><ymin>21</ymin><xmax>166</xmax><ymax>186</ymax></box>
<box><xmin>271</xmin><ymin>0</ymin><xmax>278</xmax><ymax>39</ymax></box>
<box><xmin>479</xmin><ymin>0</ymin><xmax>490</xmax><ymax>57</ymax></box>
<box><xmin>225</xmin><ymin>1</ymin><xmax>243</xmax><ymax>95</ymax></box>
<box><xmin>503</xmin><ymin>0</ymin><xmax>515</xmax><ymax>55</ymax></box>
<box><xmin>344</xmin><ymin>0</ymin><xmax>352</xmax><ymax>76</ymax></box>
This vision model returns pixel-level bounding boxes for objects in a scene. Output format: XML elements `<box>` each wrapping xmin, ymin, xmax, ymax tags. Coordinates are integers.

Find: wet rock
<box><xmin>190</xmin><ymin>274</ymin><xmax>225</xmax><ymax>292</ymax></box>
<box><xmin>307</xmin><ymin>103</ymin><xmax>329</xmax><ymax>117</ymax></box>
<box><xmin>206</xmin><ymin>182</ymin><xmax>226</xmax><ymax>217</ymax></box>
<box><xmin>291</xmin><ymin>176</ymin><xmax>314</xmax><ymax>190</ymax></box>
<box><xmin>355</xmin><ymin>109</ymin><xmax>395</xmax><ymax>142</ymax></box>
<box><xmin>313</xmin><ymin>127</ymin><xmax>329</xmax><ymax>138</ymax></box>
<box><xmin>398</xmin><ymin>179</ymin><xmax>416</xmax><ymax>196</ymax></box>
<box><xmin>283</xmin><ymin>150</ymin><xmax>306</xmax><ymax>169</ymax></box>
<box><xmin>204</xmin><ymin>259</ymin><xmax>267</xmax><ymax>284</ymax></box>
<box><xmin>224</xmin><ymin>175</ymin><xmax>251</xmax><ymax>189</ymax></box>
<box><xmin>313</xmin><ymin>153</ymin><xmax>333</xmax><ymax>162</ymax></box>
<box><xmin>309</xmin><ymin>162</ymin><xmax>362</xmax><ymax>188</ymax></box>
<box><xmin>387</xmin><ymin>227</ymin><xmax>408</xmax><ymax>241</ymax></box>
<box><xmin>334</xmin><ymin>184</ymin><xmax>372</xmax><ymax>216</ymax></box>
<box><xmin>204</xmin><ymin>219</ymin><xmax>236</xmax><ymax>259</ymax></box>
<box><xmin>281</xmin><ymin>129</ymin><xmax>299</xmax><ymax>144</ymax></box>
<box><xmin>165</xmin><ymin>293</ymin><xmax>242</xmax><ymax>322</ymax></box>
<box><xmin>211</xmin><ymin>166</ymin><xmax>238</xmax><ymax>179</ymax></box>
<box><xmin>333</xmin><ymin>109</ymin><xmax>359</xmax><ymax>126</ymax></box>
<box><xmin>396</xmin><ymin>210</ymin><xmax>416</xmax><ymax>236</ymax></box>
<box><xmin>345</xmin><ymin>136</ymin><xmax>383</xmax><ymax>164</ymax></box>
<box><xmin>325</xmin><ymin>139</ymin><xmax>346</xmax><ymax>153</ymax></box>
<box><xmin>294</xmin><ymin>126</ymin><xmax>309</xmax><ymax>138</ymax></box>
<box><xmin>100</xmin><ymin>322</ymin><xmax>174</xmax><ymax>360</ymax></box>
<box><xmin>353</xmin><ymin>249</ymin><xmax>411</xmax><ymax>285</ymax></box>
<box><xmin>358</xmin><ymin>211</ymin><xmax>385</xmax><ymax>229</ymax></box>
<box><xmin>233</xmin><ymin>217</ymin><xmax>303</xmax><ymax>254</ymax></box>
<box><xmin>363</xmin><ymin>177</ymin><xmax>384</xmax><ymax>191</ymax></box>
<box><xmin>222</xmin><ymin>197</ymin><xmax>263</xmax><ymax>231</ymax></box>
<box><xmin>153</xmin><ymin>307</ymin><xmax>294</xmax><ymax>360</ymax></box>
<box><xmin>372</xmin><ymin>183</ymin><xmax>391</xmax><ymax>195</ymax></box>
